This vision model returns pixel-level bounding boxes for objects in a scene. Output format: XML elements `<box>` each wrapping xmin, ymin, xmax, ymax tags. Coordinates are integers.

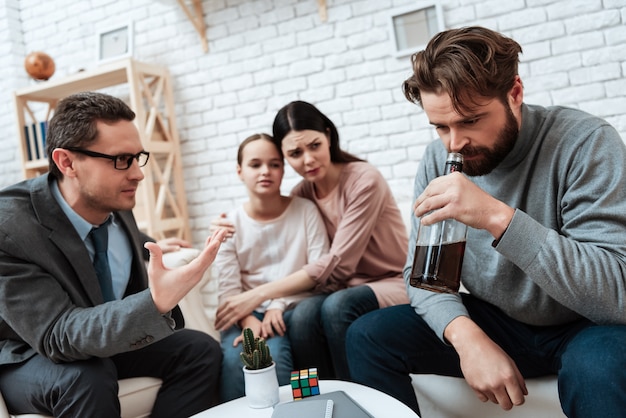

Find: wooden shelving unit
<box><xmin>13</xmin><ymin>58</ymin><xmax>191</xmax><ymax>241</ymax></box>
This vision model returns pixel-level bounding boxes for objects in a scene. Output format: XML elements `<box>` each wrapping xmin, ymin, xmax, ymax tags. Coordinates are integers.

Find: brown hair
<box><xmin>402</xmin><ymin>26</ymin><xmax>522</xmax><ymax>115</ymax></box>
<box><xmin>46</xmin><ymin>91</ymin><xmax>135</xmax><ymax>179</ymax></box>
<box><xmin>237</xmin><ymin>133</ymin><xmax>282</xmax><ymax>165</ymax></box>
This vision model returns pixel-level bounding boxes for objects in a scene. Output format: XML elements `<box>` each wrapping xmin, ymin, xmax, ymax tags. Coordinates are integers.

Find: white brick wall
<box><xmin>1</xmin><ymin>0</ymin><xmax>625</xmax><ymax>245</ymax></box>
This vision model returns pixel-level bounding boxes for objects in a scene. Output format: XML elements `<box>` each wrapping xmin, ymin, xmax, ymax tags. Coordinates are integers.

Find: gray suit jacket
<box><xmin>0</xmin><ymin>174</ymin><xmax>180</xmax><ymax>365</ymax></box>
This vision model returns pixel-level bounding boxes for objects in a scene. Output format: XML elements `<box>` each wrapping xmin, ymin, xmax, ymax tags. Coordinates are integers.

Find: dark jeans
<box><xmin>346</xmin><ymin>294</ymin><xmax>626</xmax><ymax>418</ymax></box>
<box><xmin>287</xmin><ymin>286</ymin><xmax>379</xmax><ymax>380</ymax></box>
<box><xmin>0</xmin><ymin>329</ymin><xmax>221</xmax><ymax>418</ymax></box>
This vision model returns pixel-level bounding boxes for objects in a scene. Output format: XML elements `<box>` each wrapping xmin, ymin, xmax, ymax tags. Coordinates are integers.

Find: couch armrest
<box><xmin>411</xmin><ymin>374</ymin><xmax>563</xmax><ymax>417</ymax></box>
<box><xmin>0</xmin><ymin>391</ymin><xmax>10</xmax><ymax>418</ymax></box>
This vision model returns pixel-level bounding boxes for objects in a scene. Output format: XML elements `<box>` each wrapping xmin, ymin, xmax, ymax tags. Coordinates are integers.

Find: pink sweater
<box><xmin>292</xmin><ymin>162</ymin><xmax>409</xmax><ymax>308</ymax></box>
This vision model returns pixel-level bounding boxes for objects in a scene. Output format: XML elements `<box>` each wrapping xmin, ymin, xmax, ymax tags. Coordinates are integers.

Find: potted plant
<box><xmin>240</xmin><ymin>327</ymin><xmax>280</xmax><ymax>408</ymax></box>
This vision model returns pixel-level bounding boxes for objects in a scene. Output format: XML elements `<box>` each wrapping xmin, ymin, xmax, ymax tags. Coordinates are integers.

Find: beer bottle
<box><xmin>409</xmin><ymin>152</ymin><xmax>467</xmax><ymax>293</ymax></box>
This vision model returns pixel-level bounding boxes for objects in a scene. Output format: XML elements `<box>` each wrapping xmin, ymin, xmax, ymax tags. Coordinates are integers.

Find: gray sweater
<box><xmin>405</xmin><ymin>103</ymin><xmax>626</xmax><ymax>340</ymax></box>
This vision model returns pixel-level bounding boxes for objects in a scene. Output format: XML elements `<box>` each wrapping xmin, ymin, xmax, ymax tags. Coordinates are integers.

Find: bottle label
<box><xmin>447</xmin><ymin>162</ymin><xmax>462</xmax><ymax>173</ymax></box>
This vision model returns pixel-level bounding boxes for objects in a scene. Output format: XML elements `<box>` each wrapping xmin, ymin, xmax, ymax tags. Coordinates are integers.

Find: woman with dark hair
<box><xmin>215</xmin><ymin>101</ymin><xmax>408</xmax><ymax>380</ymax></box>
<box><xmin>272</xmin><ymin>101</ymin><xmax>363</xmax><ymax>164</ymax></box>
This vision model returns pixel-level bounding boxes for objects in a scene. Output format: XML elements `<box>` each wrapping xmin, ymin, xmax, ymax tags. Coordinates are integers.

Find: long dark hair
<box><xmin>272</xmin><ymin>101</ymin><xmax>363</xmax><ymax>163</ymax></box>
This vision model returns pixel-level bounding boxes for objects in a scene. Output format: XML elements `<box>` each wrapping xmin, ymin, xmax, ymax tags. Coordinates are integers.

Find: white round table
<box><xmin>192</xmin><ymin>380</ymin><xmax>419</xmax><ymax>417</ymax></box>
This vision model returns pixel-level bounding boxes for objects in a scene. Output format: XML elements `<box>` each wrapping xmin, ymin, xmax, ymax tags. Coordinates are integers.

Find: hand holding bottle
<box><xmin>413</xmin><ymin>169</ymin><xmax>514</xmax><ymax>239</ymax></box>
<box><xmin>411</xmin><ymin>153</ymin><xmax>468</xmax><ymax>293</ymax></box>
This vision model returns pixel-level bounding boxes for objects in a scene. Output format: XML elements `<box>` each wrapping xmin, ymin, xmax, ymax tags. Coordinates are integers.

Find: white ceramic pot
<box><xmin>243</xmin><ymin>361</ymin><xmax>280</xmax><ymax>408</ymax></box>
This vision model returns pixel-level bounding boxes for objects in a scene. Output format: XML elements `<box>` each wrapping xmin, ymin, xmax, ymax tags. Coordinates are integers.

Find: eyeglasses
<box><xmin>65</xmin><ymin>147</ymin><xmax>150</xmax><ymax>170</ymax></box>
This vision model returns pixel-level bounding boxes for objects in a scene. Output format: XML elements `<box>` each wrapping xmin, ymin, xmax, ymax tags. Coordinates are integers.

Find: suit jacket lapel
<box><xmin>31</xmin><ymin>175</ymin><xmax>105</xmax><ymax>305</ymax></box>
<box><xmin>30</xmin><ymin>176</ymin><xmax>159</xmax><ymax>314</ymax></box>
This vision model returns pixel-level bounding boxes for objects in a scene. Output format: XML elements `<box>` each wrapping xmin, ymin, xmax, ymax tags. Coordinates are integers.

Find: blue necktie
<box><xmin>89</xmin><ymin>218</ymin><xmax>115</xmax><ymax>302</ymax></box>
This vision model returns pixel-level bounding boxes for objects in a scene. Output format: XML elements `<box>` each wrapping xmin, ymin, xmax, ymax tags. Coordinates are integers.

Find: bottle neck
<box><xmin>445</xmin><ymin>152</ymin><xmax>464</xmax><ymax>174</ymax></box>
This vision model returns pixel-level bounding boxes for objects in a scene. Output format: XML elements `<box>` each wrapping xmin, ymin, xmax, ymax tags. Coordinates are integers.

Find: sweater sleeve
<box><xmin>496</xmin><ymin>123</ymin><xmax>626</xmax><ymax>325</ymax></box>
<box><xmin>404</xmin><ymin>143</ymin><xmax>469</xmax><ymax>341</ymax></box>
<box><xmin>301</xmin><ymin>165</ymin><xmax>391</xmax><ymax>292</ymax></box>
<box><xmin>303</xmin><ymin>198</ymin><xmax>331</xmax><ymax>265</ymax></box>
<box><xmin>408</xmin><ymin>113</ymin><xmax>626</xmax><ymax>340</ymax></box>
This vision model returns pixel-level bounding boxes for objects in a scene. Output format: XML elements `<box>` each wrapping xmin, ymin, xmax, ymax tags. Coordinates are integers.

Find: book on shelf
<box><xmin>24</xmin><ymin>121</ymin><xmax>48</xmax><ymax>161</ymax></box>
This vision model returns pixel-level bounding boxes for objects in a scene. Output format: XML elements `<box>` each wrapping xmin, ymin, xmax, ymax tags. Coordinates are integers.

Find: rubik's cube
<box><xmin>290</xmin><ymin>368</ymin><xmax>320</xmax><ymax>400</ymax></box>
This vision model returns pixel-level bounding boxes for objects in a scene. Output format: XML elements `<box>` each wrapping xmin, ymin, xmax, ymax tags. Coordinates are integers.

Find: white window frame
<box><xmin>388</xmin><ymin>2</ymin><xmax>445</xmax><ymax>58</ymax></box>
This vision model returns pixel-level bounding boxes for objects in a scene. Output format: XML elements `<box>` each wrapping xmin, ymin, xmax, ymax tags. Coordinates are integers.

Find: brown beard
<box><xmin>461</xmin><ymin>105</ymin><xmax>519</xmax><ymax>176</ymax></box>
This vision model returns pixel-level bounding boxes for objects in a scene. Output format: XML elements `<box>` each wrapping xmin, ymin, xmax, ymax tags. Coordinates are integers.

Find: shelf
<box><xmin>15</xmin><ymin>59</ymin><xmax>168</xmax><ymax>99</ymax></box>
<box><xmin>23</xmin><ymin>159</ymin><xmax>47</xmax><ymax>170</ymax></box>
<box><xmin>13</xmin><ymin>58</ymin><xmax>191</xmax><ymax>241</ymax></box>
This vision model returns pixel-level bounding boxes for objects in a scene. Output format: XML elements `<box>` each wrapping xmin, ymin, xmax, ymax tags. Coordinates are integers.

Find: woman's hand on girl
<box><xmin>232</xmin><ymin>316</ymin><xmax>262</xmax><ymax>347</ymax></box>
<box><xmin>261</xmin><ymin>309</ymin><xmax>286</xmax><ymax>338</ymax></box>
<box><xmin>215</xmin><ymin>290</ymin><xmax>264</xmax><ymax>331</ymax></box>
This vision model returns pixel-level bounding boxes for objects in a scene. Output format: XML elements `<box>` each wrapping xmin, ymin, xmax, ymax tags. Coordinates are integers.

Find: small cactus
<box><xmin>240</xmin><ymin>328</ymin><xmax>273</xmax><ymax>370</ymax></box>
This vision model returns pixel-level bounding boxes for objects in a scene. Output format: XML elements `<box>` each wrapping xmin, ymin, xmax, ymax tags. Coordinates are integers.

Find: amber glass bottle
<box><xmin>410</xmin><ymin>152</ymin><xmax>467</xmax><ymax>293</ymax></box>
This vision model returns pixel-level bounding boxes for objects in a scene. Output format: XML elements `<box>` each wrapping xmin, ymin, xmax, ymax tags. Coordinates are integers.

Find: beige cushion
<box><xmin>1</xmin><ymin>377</ymin><xmax>162</xmax><ymax>418</ymax></box>
<box><xmin>117</xmin><ymin>377</ymin><xmax>162</xmax><ymax>418</ymax></box>
<box><xmin>411</xmin><ymin>374</ymin><xmax>563</xmax><ymax>418</ymax></box>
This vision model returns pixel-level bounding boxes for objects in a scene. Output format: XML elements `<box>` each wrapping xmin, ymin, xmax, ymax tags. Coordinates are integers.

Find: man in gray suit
<box><xmin>0</xmin><ymin>92</ymin><xmax>226</xmax><ymax>417</ymax></box>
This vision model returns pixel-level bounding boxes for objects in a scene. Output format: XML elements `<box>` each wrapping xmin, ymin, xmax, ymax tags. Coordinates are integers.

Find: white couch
<box><xmin>0</xmin><ymin>244</ymin><xmax>565</xmax><ymax>418</ymax></box>
<box><xmin>411</xmin><ymin>375</ymin><xmax>562</xmax><ymax>417</ymax></box>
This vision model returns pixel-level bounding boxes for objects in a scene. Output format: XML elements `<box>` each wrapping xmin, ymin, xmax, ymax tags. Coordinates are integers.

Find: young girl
<box><xmin>215</xmin><ymin>102</ymin><xmax>409</xmax><ymax>380</ymax></box>
<box><xmin>215</xmin><ymin>133</ymin><xmax>329</xmax><ymax>402</ymax></box>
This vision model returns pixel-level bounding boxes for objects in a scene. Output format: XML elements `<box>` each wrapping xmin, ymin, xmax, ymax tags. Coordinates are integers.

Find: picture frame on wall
<box><xmin>388</xmin><ymin>2</ymin><xmax>444</xmax><ymax>58</ymax></box>
<box><xmin>97</xmin><ymin>22</ymin><xmax>133</xmax><ymax>64</ymax></box>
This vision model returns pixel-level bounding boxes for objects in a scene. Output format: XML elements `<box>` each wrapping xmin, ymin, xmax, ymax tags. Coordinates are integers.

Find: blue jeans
<box><xmin>219</xmin><ymin>310</ymin><xmax>294</xmax><ymax>403</ymax></box>
<box><xmin>346</xmin><ymin>294</ymin><xmax>626</xmax><ymax>418</ymax></box>
<box><xmin>288</xmin><ymin>286</ymin><xmax>378</xmax><ymax>380</ymax></box>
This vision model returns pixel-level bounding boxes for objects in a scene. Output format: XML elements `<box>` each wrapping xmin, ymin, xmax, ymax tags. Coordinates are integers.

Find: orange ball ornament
<box><xmin>24</xmin><ymin>51</ymin><xmax>56</xmax><ymax>81</ymax></box>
